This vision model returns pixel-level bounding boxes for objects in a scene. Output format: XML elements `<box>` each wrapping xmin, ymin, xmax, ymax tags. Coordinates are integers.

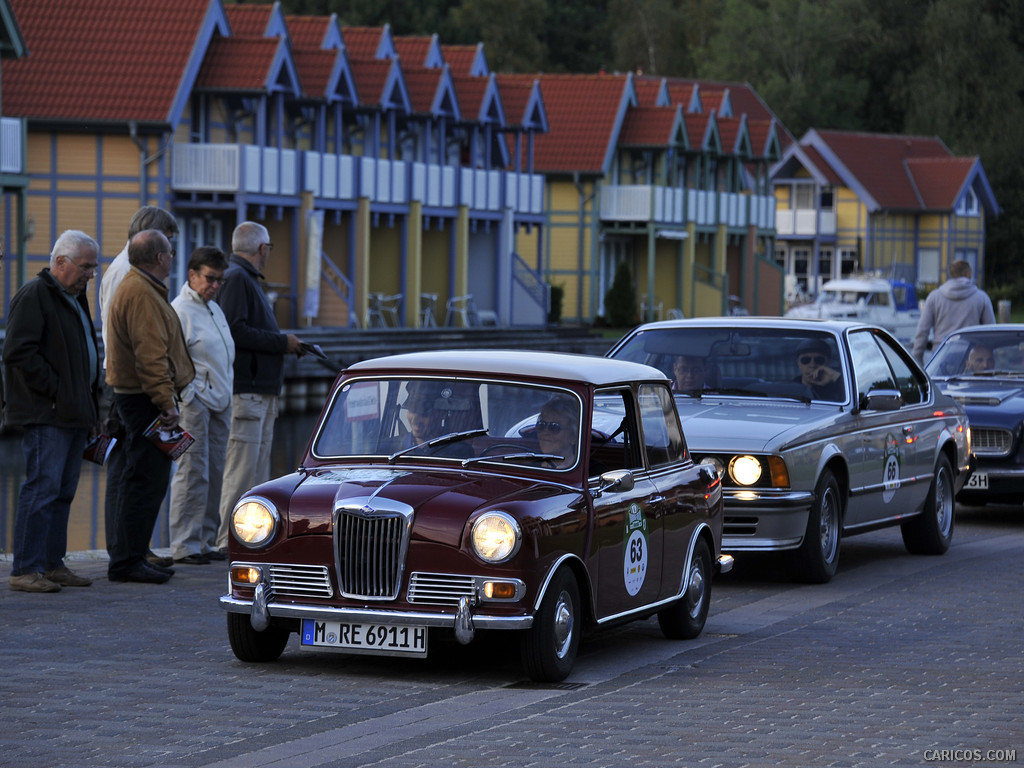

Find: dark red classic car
<box><xmin>220</xmin><ymin>350</ymin><xmax>730</xmax><ymax>681</ymax></box>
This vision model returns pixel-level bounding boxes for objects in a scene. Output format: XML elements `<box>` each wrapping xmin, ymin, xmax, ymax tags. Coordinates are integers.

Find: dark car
<box><xmin>607</xmin><ymin>318</ymin><xmax>971</xmax><ymax>583</ymax></box>
<box><xmin>220</xmin><ymin>350</ymin><xmax>730</xmax><ymax>682</ymax></box>
<box><xmin>925</xmin><ymin>324</ymin><xmax>1024</xmax><ymax>506</ymax></box>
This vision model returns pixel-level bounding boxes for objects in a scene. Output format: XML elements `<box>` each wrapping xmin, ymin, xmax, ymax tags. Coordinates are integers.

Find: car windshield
<box><xmin>311</xmin><ymin>376</ymin><xmax>584</xmax><ymax>469</ymax></box>
<box><xmin>925</xmin><ymin>330</ymin><xmax>1024</xmax><ymax>378</ymax></box>
<box><xmin>610</xmin><ymin>327</ymin><xmax>846</xmax><ymax>402</ymax></box>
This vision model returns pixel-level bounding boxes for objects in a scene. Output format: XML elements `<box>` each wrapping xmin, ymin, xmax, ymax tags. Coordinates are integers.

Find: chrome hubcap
<box><xmin>819</xmin><ymin>488</ymin><xmax>839</xmax><ymax>562</ymax></box>
<box><xmin>686</xmin><ymin>564</ymin><xmax>706</xmax><ymax>619</ymax></box>
<box><xmin>552</xmin><ymin>590</ymin><xmax>574</xmax><ymax>660</ymax></box>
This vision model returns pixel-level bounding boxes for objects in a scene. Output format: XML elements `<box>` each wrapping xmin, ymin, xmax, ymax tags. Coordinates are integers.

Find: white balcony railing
<box><xmin>1</xmin><ymin>117</ymin><xmax>26</xmax><ymax>175</ymax></box>
<box><xmin>775</xmin><ymin>208</ymin><xmax>836</xmax><ymax>236</ymax></box>
<box><xmin>602</xmin><ymin>185</ymin><xmax>778</xmax><ymax>230</ymax></box>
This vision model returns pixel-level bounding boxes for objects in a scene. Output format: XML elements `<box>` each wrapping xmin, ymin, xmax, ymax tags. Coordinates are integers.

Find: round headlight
<box><xmin>232</xmin><ymin>497</ymin><xmax>278</xmax><ymax>548</ymax></box>
<box><xmin>729</xmin><ymin>455</ymin><xmax>763</xmax><ymax>486</ymax></box>
<box><xmin>699</xmin><ymin>456</ymin><xmax>725</xmax><ymax>479</ymax></box>
<box><xmin>471</xmin><ymin>512</ymin><xmax>521</xmax><ymax>563</ymax></box>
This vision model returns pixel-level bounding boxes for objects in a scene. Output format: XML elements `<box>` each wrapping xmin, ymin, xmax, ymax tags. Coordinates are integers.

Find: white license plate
<box><xmin>300</xmin><ymin>619</ymin><xmax>428</xmax><ymax>657</ymax></box>
<box><xmin>965</xmin><ymin>472</ymin><xmax>989</xmax><ymax>489</ymax></box>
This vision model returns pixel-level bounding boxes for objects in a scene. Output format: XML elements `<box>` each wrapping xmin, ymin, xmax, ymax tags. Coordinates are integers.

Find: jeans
<box><xmin>107</xmin><ymin>393</ymin><xmax>172</xmax><ymax>575</ymax></box>
<box><xmin>217</xmin><ymin>392</ymin><xmax>279</xmax><ymax>548</ymax></box>
<box><xmin>168</xmin><ymin>398</ymin><xmax>230</xmax><ymax>558</ymax></box>
<box><xmin>11</xmin><ymin>424</ymin><xmax>89</xmax><ymax>576</ymax></box>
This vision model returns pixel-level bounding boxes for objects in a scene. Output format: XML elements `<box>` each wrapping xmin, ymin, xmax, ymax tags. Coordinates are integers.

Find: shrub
<box><xmin>604</xmin><ymin>261</ymin><xmax>638</xmax><ymax>328</ymax></box>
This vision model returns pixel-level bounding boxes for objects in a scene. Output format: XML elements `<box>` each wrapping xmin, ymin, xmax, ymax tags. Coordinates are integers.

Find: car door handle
<box><xmin>646</xmin><ymin>495</ymin><xmax>665</xmax><ymax>506</ymax></box>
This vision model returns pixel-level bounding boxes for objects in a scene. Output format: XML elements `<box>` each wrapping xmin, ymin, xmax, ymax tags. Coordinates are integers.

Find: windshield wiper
<box><xmin>461</xmin><ymin>451</ymin><xmax>562</xmax><ymax>467</ymax></box>
<box><xmin>388</xmin><ymin>428</ymin><xmax>488</xmax><ymax>462</ymax></box>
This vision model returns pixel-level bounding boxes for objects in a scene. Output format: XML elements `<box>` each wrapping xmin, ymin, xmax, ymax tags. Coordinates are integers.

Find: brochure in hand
<box><xmin>83</xmin><ymin>433</ymin><xmax>118</xmax><ymax>465</ymax></box>
<box><xmin>143</xmin><ymin>418</ymin><xmax>195</xmax><ymax>460</ymax></box>
<box><xmin>299</xmin><ymin>342</ymin><xmax>328</xmax><ymax>360</ymax></box>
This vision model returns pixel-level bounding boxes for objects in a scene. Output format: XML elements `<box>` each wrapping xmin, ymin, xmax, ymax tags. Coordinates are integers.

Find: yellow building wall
<box><xmin>546</xmin><ymin>178</ymin><xmax>596</xmax><ymax>322</ymax></box>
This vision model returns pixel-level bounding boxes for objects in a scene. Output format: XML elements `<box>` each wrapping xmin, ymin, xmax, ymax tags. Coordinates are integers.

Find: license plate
<box><xmin>965</xmin><ymin>472</ymin><xmax>989</xmax><ymax>489</ymax></box>
<box><xmin>300</xmin><ymin>619</ymin><xmax>428</xmax><ymax>657</ymax></box>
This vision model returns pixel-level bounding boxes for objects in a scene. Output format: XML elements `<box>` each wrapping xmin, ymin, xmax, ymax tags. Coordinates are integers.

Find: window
<box><xmin>848</xmin><ymin>331</ymin><xmax>897</xmax><ymax>403</ymax></box>
<box><xmin>637</xmin><ymin>384</ymin><xmax>686</xmax><ymax>467</ymax></box>
<box><xmin>877</xmin><ymin>336</ymin><xmax>926</xmax><ymax>405</ymax></box>
<box><xmin>956</xmin><ymin>188</ymin><xmax>979</xmax><ymax>216</ymax></box>
<box><xmin>819</xmin><ymin>186</ymin><xmax>835</xmax><ymax>210</ymax></box>
<box><xmin>795</xmin><ymin>184</ymin><xmax>814</xmax><ymax>209</ymax></box>
<box><xmin>840</xmin><ymin>249</ymin><xmax>859</xmax><ymax>277</ymax></box>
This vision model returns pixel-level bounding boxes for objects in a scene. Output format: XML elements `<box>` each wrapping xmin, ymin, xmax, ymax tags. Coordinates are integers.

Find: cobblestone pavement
<box><xmin>2</xmin><ymin>505</ymin><xmax>1022</xmax><ymax>768</ymax></box>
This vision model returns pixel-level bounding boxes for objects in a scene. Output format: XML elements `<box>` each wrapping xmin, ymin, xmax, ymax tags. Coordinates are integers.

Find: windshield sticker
<box><xmin>346</xmin><ymin>382</ymin><xmax>380</xmax><ymax>421</ymax></box>
<box><xmin>623</xmin><ymin>503</ymin><xmax>649</xmax><ymax>596</ymax></box>
<box><xmin>882</xmin><ymin>433</ymin><xmax>901</xmax><ymax>503</ymax></box>
<box><xmin>307</xmin><ymin>468</ymin><xmax>409</xmax><ymax>484</ymax></box>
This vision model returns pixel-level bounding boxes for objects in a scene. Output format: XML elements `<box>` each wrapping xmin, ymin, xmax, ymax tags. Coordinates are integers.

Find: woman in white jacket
<box><xmin>168</xmin><ymin>247</ymin><xmax>235</xmax><ymax>564</ymax></box>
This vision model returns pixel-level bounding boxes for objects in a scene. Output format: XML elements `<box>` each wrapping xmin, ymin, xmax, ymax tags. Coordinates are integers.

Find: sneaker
<box><xmin>204</xmin><ymin>549</ymin><xmax>227</xmax><ymax>561</ymax></box>
<box><xmin>45</xmin><ymin>566</ymin><xmax>93</xmax><ymax>587</ymax></box>
<box><xmin>10</xmin><ymin>572</ymin><xmax>62</xmax><ymax>593</ymax></box>
<box><xmin>174</xmin><ymin>553</ymin><xmax>210</xmax><ymax>565</ymax></box>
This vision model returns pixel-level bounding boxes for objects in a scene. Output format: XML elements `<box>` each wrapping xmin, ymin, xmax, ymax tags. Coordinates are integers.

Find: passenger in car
<box><xmin>794</xmin><ymin>339</ymin><xmax>845</xmax><ymax>400</ymax></box>
<box><xmin>964</xmin><ymin>344</ymin><xmax>995</xmax><ymax>373</ymax></box>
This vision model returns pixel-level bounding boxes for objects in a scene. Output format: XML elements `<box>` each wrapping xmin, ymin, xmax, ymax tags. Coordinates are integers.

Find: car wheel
<box><xmin>657</xmin><ymin>538</ymin><xmax>712</xmax><ymax>640</ymax></box>
<box><xmin>793</xmin><ymin>468</ymin><xmax>842</xmax><ymax>583</ymax></box>
<box><xmin>227</xmin><ymin>612</ymin><xmax>290</xmax><ymax>662</ymax></box>
<box><xmin>521</xmin><ymin>568</ymin><xmax>580</xmax><ymax>683</ymax></box>
<box><xmin>901</xmin><ymin>454</ymin><xmax>954</xmax><ymax>554</ymax></box>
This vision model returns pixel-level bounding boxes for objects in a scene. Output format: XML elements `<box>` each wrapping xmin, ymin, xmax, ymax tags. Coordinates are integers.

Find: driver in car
<box><xmin>794</xmin><ymin>338</ymin><xmax>844</xmax><ymax>400</ymax></box>
<box><xmin>964</xmin><ymin>344</ymin><xmax>995</xmax><ymax>373</ymax></box>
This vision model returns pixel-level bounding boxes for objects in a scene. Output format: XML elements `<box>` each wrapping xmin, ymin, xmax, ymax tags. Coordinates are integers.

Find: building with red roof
<box><xmin>0</xmin><ymin>0</ymin><xmax>29</xmax><ymax>285</ymax></box>
<box><xmin>0</xmin><ymin>0</ymin><xmax>804</xmax><ymax>326</ymax></box>
<box><xmin>772</xmin><ymin>129</ymin><xmax>998</xmax><ymax>303</ymax></box>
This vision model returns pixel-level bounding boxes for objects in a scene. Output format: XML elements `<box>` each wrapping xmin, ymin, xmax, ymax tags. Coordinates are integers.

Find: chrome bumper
<box><xmin>220</xmin><ymin>592</ymin><xmax>533</xmax><ymax>644</ymax></box>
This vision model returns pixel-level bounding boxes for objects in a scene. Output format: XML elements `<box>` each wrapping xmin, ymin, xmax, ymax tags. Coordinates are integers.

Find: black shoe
<box><xmin>146</xmin><ymin>560</ymin><xmax>176</xmax><ymax>576</ymax></box>
<box><xmin>204</xmin><ymin>549</ymin><xmax>227</xmax><ymax>561</ymax></box>
<box><xmin>109</xmin><ymin>561</ymin><xmax>172</xmax><ymax>584</ymax></box>
<box><xmin>146</xmin><ymin>551</ymin><xmax>174</xmax><ymax>568</ymax></box>
<box><xmin>175</xmin><ymin>553</ymin><xmax>210</xmax><ymax>565</ymax></box>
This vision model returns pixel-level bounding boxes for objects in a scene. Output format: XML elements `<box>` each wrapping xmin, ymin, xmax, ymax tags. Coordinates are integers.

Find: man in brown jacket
<box><xmin>105</xmin><ymin>229</ymin><xmax>195</xmax><ymax>583</ymax></box>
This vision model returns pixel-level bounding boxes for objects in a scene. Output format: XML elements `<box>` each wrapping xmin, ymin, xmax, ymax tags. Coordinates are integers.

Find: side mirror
<box><xmin>593</xmin><ymin>469</ymin><xmax>635</xmax><ymax>498</ymax></box>
<box><xmin>859</xmin><ymin>388</ymin><xmax>903</xmax><ymax>412</ymax></box>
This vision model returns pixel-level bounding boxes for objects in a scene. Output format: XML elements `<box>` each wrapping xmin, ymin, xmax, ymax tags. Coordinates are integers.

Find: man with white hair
<box><xmin>214</xmin><ymin>221</ymin><xmax>304</xmax><ymax>554</ymax></box>
<box><xmin>3</xmin><ymin>230</ymin><xmax>101</xmax><ymax>592</ymax></box>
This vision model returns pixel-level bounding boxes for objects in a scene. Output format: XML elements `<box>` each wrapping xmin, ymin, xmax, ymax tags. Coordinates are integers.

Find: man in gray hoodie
<box><xmin>912</xmin><ymin>260</ymin><xmax>995</xmax><ymax>363</ymax></box>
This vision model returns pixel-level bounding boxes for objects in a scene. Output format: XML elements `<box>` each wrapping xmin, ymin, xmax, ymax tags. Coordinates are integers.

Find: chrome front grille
<box><xmin>972</xmin><ymin>428</ymin><xmax>1013</xmax><ymax>457</ymax></box>
<box><xmin>407</xmin><ymin>572</ymin><xmax>476</xmax><ymax>606</ymax></box>
<box><xmin>264</xmin><ymin>564</ymin><xmax>333</xmax><ymax>599</ymax></box>
<box><xmin>336</xmin><ymin>504</ymin><xmax>411</xmax><ymax>600</ymax></box>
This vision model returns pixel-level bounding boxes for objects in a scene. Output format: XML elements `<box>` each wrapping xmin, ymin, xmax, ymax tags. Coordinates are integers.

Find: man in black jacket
<box><xmin>3</xmin><ymin>230</ymin><xmax>101</xmax><ymax>593</ymax></box>
<box><xmin>214</xmin><ymin>221</ymin><xmax>303</xmax><ymax>553</ymax></box>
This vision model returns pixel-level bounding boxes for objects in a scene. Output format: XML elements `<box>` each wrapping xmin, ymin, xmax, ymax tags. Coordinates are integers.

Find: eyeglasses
<box><xmin>798</xmin><ymin>355</ymin><xmax>827</xmax><ymax>366</ymax></box>
<box><xmin>536</xmin><ymin>420</ymin><xmax>567</xmax><ymax>434</ymax></box>
<box><xmin>199</xmin><ymin>272</ymin><xmax>224</xmax><ymax>285</ymax></box>
<box><xmin>262</xmin><ymin>242</ymin><xmax>274</xmax><ymax>251</ymax></box>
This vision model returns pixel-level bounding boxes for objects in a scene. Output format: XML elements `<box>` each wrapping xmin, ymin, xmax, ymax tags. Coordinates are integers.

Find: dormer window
<box><xmin>956</xmin><ymin>188</ymin><xmax>979</xmax><ymax>216</ymax></box>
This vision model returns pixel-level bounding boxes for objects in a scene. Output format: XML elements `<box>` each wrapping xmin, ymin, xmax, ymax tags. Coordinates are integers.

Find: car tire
<box><xmin>901</xmin><ymin>453</ymin><xmax>954</xmax><ymax>555</ymax></box>
<box><xmin>227</xmin><ymin>612</ymin><xmax>290</xmax><ymax>662</ymax></box>
<box><xmin>657</xmin><ymin>538</ymin><xmax>712</xmax><ymax>640</ymax></box>
<box><xmin>793</xmin><ymin>468</ymin><xmax>842</xmax><ymax>584</ymax></box>
<box><xmin>521</xmin><ymin>567</ymin><xmax>580</xmax><ymax>683</ymax></box>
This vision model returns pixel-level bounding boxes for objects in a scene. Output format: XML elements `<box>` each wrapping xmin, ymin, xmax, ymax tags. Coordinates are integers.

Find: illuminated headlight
<box><xmin>471</xmin><ymin>511</ymin><xmax>521</xmax><ymax>563</ymax></box>
<box><xmin>729</xmin><ymin>455</ymin><xmax>763</xmax><ymax>486</ymax></box>
<box><xmin>231</xmin><ymin>496</ymin><xmax>278</xmax><ymax>548</ymax></box>
<box><xmin>699</xmin><ymin>456</ymin><xmax>725</xmax><ymax>479</ymax></box>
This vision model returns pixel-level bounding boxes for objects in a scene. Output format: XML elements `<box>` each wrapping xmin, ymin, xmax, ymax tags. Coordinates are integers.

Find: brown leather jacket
<box><xmin>104</xmin><ymin>267</ymin><xmax>195</xmax><ymax>413</ymax></box>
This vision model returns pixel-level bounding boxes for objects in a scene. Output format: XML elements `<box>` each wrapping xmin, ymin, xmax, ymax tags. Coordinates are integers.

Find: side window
<box><xmin>848</xmin><ymin>331</ymin><xmax>897</xmax><ymax>402</ymax></box>
<box><xmin>876</xmin><ymin>335</ymin><xmax>927</xmax><ymax>405</ymax></box>
<box><xmin>638</xmin><ymin>383</ymin><xmax>687</xmax><ymax>468</ymax></box>
<box><xmin>591</xmin><ymin>388</ymin><xmax>643</xmax><ymax>474</ymax></box>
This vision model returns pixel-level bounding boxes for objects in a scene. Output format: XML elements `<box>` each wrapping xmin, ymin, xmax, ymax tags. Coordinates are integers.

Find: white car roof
<box><xmin>346</xmin><ymin>349</ymin><xmax>668</xmax><ymax>386</ymax></box>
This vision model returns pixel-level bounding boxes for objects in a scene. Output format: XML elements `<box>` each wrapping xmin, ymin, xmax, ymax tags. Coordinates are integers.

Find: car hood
<box><xmin>264</xmin><ymin>466</ymin><xmax>571</xmax><ymax>547</ymax></box>
<box><xmin>677</xmin><ymin>398</ymin><xmax>838</xmax><ymax>452</ymax></box>
<box><xmin>933</xmin><ymin>378</ymin><xmax>1024</xmax><ymax>416</ymax></box>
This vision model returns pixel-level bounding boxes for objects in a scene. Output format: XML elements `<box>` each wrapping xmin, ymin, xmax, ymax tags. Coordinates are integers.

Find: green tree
<box><xmin>448</xmin><ymin>0</ymin><xmax>549</xmax><ymax>71</ymax></box>
<box><xmin>604</xmin><ymin>260</ymin><xmax>638</xmax><ymax>327</ymax></box>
